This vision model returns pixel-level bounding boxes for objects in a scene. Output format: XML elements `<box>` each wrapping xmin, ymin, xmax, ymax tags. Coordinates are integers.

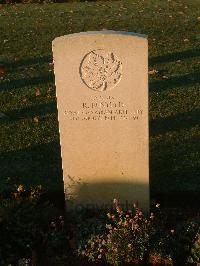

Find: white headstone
<box><xmin>53</xmin><ymin>31</ymin><xmax>149</xmax><ymax>212</ymax></box>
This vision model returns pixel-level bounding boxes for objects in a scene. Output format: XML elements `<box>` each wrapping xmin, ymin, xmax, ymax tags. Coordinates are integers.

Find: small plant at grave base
<box><xmin>174</xmin><ymin>219</ymin><xmax>200</xmax><ymax>264</ymax></box>
<box><xmin>187</xmin><ymin>233</ymin><xmax>200</xmax><ymax>264</ymax></box>
<box><xmin>0</xmin><ymin>185</ymin><xmax>69</xmax><ymax>266</ymax></box>
<box><xmin>78</xmin><ymin>199</ymin><xmax>170</xmax><ymax>266</ymax></box>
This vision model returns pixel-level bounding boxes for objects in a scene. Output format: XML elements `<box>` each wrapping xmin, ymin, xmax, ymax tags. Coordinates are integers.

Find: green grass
<box><xmin>0</xmin><ymin>0</ymin><xmax>200</xmax><ymax>206</ymax></box>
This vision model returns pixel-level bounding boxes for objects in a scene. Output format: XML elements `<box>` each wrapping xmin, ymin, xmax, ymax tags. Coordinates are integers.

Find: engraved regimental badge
<box><xmin>80</xmin><ymin>49</ymin><xmax>122</xmax><ymax>91</ymax></box>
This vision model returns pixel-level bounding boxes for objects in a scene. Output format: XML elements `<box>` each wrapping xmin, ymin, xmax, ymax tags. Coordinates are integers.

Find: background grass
<box><xmin>0</xmin><ymin>0</ymin><xmax>199</xmax><ymax>208</ymax></box>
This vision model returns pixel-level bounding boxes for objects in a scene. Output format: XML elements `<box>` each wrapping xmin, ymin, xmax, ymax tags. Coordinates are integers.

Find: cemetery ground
<box><xmin>0</xmin><ymin>0</ymin><xmax>200</xmax><ymax>265</ymax></box>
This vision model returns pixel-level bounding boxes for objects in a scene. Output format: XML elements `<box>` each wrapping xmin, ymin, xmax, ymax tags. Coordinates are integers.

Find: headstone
<box><xmin>52</xmin><ymin>31</ymin><xmax>149</xmax><ymax>212</ymax></box>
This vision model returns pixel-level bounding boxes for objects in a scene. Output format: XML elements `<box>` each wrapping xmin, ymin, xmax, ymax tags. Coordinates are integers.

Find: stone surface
<box><xmin>52</xmin><ymin>31</ymin><xmax>149</xmax><ymax>212</ymax></box>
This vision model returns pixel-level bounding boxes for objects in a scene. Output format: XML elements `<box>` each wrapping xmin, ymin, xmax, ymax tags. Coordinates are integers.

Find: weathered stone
<box><xmin>52</xmin><ymin>31</ymin><xmax>149</xmax><ymax>212</ymax></box>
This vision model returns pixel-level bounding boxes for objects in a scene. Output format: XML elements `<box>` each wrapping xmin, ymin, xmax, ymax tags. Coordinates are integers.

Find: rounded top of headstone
<box><xmin>52</xmin><ymin>30</ymin><xmax>147</xmax><ymax>44</ymax></box>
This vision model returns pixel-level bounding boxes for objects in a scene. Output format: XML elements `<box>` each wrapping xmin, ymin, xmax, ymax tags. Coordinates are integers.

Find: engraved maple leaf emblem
<box><xmin>80</xmin><ymin>50</ymin><xmax>122</xmax><ymax>91</ymax></box>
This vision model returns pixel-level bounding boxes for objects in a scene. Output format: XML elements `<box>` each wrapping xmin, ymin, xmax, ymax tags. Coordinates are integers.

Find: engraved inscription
<box><xmin>80</xmin><ymin>50</ymin><xmax>122</xmax><ymax>91</ymax></box>
<box><xmin>64</xmin><ymin>96</ymin><xmax>143</xmax><ymax>121</ymax></box>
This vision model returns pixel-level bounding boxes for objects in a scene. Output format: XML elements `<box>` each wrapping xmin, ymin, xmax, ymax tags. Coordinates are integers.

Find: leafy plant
<box><xmin>78</xmin><ymin>200</ymin><xmax>169</xmax><ymax>265</ymax></box>
<box><xmin>187</xmin><ymin>233</ymin><xmax>200</xmax><ymax>263</ymax></box>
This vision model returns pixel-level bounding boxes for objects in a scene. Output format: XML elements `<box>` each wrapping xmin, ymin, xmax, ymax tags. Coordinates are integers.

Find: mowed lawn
<box><xmin>0</xmin><ymin>0</ymin><xmax>199</xmax><ymax>206</ymax></box>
